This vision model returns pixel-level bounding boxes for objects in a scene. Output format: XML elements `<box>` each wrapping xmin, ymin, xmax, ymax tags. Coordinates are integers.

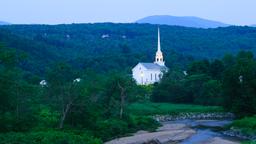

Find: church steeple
<box><xmin>154</xmin><ymin>27</ymin><xmax>165</xmax><ymax>66</ymax></box>
<box><xmin>157</xmin><ymin>27</ymin><xmax>161</xmax><ymax>52</ymax></box>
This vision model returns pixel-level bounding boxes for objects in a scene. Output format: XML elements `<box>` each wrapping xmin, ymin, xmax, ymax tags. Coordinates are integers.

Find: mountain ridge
<box><xmin>136</xmin><ymin>15</ymin><xmax>230</xmax><ymax>28</ymax></box>
<box><xmin>0</xmin><ymin>21</ymin><xmax>11</xmax><ymax>25</ymax></box>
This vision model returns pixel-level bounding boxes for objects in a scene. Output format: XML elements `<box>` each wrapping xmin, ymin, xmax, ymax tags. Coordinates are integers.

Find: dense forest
<box><xmin>1</xmin><ymin>23</ymin><xmax>256</xmax><ymax>75</ymax></box>
<box><xmin>0</xmin><ymin>43</ymin><xmax>159</xmax><ymax>143</ymax></box>
<box><xmin>153</xmin><ymin>51</ymin><xmax>256</xmax><ymax>116</ymax></box>
<box><xmin>1</xmin><ymin>24</ymin><xmax>256</xmax><ymax>143</ymax></box>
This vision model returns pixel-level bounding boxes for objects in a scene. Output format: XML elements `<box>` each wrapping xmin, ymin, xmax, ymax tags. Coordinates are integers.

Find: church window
<box><xmin>151</xmin><ymin>73</ymin><xmax>153</xmax><ymax>80</ymax></box>
<box><xmin>155</xmin><ymin>73</ymin><xmax>157</xmax><ymax>80</ymax></box>
<box><xmin>140</xmin><ymin>72</ymin><xmax>144</xmax><ymax>77</ymax></box>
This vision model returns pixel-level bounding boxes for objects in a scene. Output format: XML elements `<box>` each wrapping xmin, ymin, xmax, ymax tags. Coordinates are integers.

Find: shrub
<box><xmin>0</xmin><ymin>130</ymin><xmax>102</xmax><ymax>144</ymax></box>
<box><xmin>94</xmin><ymin>116</ymin><xmax>159</xmax><ymax>142</ymax></box>
<box><xmin>230</xmin><ymin>116</ymin><xmax>256</xmax><ymax>135</ymax></box>
<box><xmin>127</xmin><ymin>115</ymin><xmax>160</xmax><ymax>132</ymax></box>
<box><xmin>94</xmin><ymin>118</ymin><xmax>129</xmax><ymax>141</ymax></box>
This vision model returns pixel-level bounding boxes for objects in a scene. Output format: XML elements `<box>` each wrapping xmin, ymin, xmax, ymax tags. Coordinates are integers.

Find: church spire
<box><xmin>157</xmin><ymin>27</ymin><xmax>161</xmax><ymax>52</ymax></box>
<box><xmin>154</xmin><ymin>27</ymin><xmax>165</xmax><ymax>66</ymax></box>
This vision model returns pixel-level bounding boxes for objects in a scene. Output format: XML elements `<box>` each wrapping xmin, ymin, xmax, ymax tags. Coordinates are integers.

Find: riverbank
<box><xmin>108</xmin><ymin>103</ymin><xmax>255</xmax><ymax>144</ymax></box>
<box><xmin>105</xmin><ymin>123</ymin><xmax>196</xmax><ymax>144</ymax></box>
<box><xmin>153</xmin><ymin>112</ymin><xmax>235</xmax><ymax>122</ymax></box>
<box><xmin>223</xmin><ymin>116</ymin><xmax>256</xmax><ymax>142</ymax></box>
<box><xmin>105</xmin><ymin>119</ymin><xmax>241</xmax><ymax>144</ymax></box>
<box><xmin>128</xmin><ymin>103</ymin><xmax>224</xmax><ymax>116</ymax></box>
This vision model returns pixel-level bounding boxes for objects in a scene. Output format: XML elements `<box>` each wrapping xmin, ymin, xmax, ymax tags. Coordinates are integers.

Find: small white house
<box><xmin>39</xmin><ymin>80</ymin><xmax>47</xmax><ymax>87</ymax></box>
<box><xmin>132</xmin><ymin>28</ymin><xmax>168</xmax><ymax>85</ymax></box>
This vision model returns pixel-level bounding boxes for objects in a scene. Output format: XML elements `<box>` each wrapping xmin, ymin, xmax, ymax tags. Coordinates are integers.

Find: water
<box><xmin>181</xmin><ymin>129</ymin><xmax>221</xmax><ymax>144</ymax></box>
<box><xmin>165</xmin><ymin>120</ymin><xmax>243</xmax><ymax>144</ymax></box>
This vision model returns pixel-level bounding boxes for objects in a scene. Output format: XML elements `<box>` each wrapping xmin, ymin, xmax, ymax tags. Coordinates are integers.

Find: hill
<box><xmin>136</xmin><ymin>15</ymin><xmax>229</xmax><ymax>28</ymax></box>
<box><xmin>1</xmin><ymin>23</ymin><xmax>256</xmax><ymax>75</ymax></box>
<box><xmin>0</xmin><ymin>21</ymin><xmax>10</xmax><ymax>25</ymax></box>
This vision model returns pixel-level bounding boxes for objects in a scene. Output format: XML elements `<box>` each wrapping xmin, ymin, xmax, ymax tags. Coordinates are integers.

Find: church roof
<box><xmin>139</xmin><ymin>62</ymin><xmax>168</xmax><ymax>70</ymax></box>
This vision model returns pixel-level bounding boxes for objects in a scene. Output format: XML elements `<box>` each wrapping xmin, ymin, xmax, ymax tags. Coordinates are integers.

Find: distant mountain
<box><xmin>136</xmin><ymin>15</ymin><xmax>229</xmax><ymax>28</ymax></box>
<box><xmin>251</xmin><ymin>24</ymin><xmax>256</xmax><ymax>27</ymax></box>
<box><xmin>0</xmin><ymin>21</ymin><xmax>10</xmax><ymax>25</ymax></box>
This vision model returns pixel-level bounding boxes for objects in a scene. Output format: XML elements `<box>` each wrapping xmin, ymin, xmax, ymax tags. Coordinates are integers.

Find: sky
<box><xmin>1</xmin><ymin>0</ymin><xmax>256</xmax><ymax>25</ymax></box>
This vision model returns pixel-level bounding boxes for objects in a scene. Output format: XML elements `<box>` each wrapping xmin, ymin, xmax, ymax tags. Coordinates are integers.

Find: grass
<box><xmin>230</xmin><ymin>116</ymin><xmax>256</xmax><ymax>136</ymax></box>
<box><xmin>243</xmin><ymin>141</ymin><xmax>256</xmax><ymax>144</ymax></box>
<box><xmin>128</xmin><ymin>102</ymin><xmax>224</xmax><ymax>115</ymax></box>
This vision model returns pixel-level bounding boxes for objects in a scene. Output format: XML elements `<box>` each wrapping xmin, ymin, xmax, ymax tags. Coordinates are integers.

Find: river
<box><xmin>166</xmin><ymin>120</ymin><xmax>244</xmax><ymax>144</ymax></box>
<box><xmin>105</xmin><ymin>119</ymin><xmax>246</xmax><ymax>144</ymax></box>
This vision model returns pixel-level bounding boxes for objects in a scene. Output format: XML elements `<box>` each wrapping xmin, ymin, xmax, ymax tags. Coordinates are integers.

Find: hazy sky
<box><xmin>1</xmin><ymin>0</ymin><xmax>256</xmax><ymax>25</ymax></box>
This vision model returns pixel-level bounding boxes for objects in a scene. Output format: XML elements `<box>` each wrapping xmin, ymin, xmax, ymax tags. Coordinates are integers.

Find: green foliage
<box><xmin>94</xmin><ymin>115</ymin><xmax>159</xmax><ymax>141</ymax></box>
<box><xmin>153</xmin><ymin>51</ymin><xmax>256</xmax><ymax>117</ymax></box>
<box><xmin>1</xmin><ymin>24</ymin><xmax>256</xmax><ymax>74</ymax></box>
<box><xmin>242</xmin><ymin>141</ymin><xmax>256</xmax><ymax>144</ymax></box>
<box><xmin>151</xmin><ymin>70</ymin><xmax>188</xmax><ymax>103</ymax></box>
<box><xmin>223</xmin><ymin>51</ymin><xmax>256</xmax><ymax>116</ymax></box>
<box><xmin>35</xmin><ymin>107</ymin><xmax>59</xmax><ymax>129</ymax></box>
<box><xmin>230</xmin><ymin>116</ymin><xmax>256</xmax><ymax>136</ymax></box>
<box><xmin>0</xmin><ymin>44</ymin><xmax>41</xmax><ymax>132</ymax></box>
<box><xmin>209</xmin><ymin>60</ymin><xmax>224</xmax><ymax>80</ymax></box>
<box><xmin>129</xmin><ymin>85</ymin><xmax>153</xmax><ymax>102</ymax></box>
<box><xmin>95</xmin><ymin>118</ymin><xmax>129</xmax><ymax>141</ymax></box>
<box><xmin>187</xmin><ymin>60</ymin><xmax>210</xmax><ymax>75</ymax></box>
<box><xmin>127</xmin><ymin>115</ymin><xmax>160</xmax><ymax>131</ymax></box>
<box><xmin>0</xmin><ymin>42</ymin><xmax>160</xmax><ymax>143</ymax></box>
<box><xmin>128</xmin><ymin>102</ymin><xmax>223</xmax><ymax>115</ymax></box>
<box><xmin>101</xmin><ymin>73</ymin><xmax>137</xmax><ymax>118</ymax></box>
<box><xmin>2</xmin><ymin>23</ymin><xmax>256</xmax><ymax>143</ymax></box>
<box><xmin>183</xmin><ymin>74</ymin><xmax>211</xmax><ymax>104</ymax></box>
<box><xmin>0</xmin><ymin>131</ymin><xmax>102</xmax><ymax>144</ymax></box>
<box><xmin>196</xmin><ymin>80</ymin><xmax>223</xmax><ymax>105</ymax></box>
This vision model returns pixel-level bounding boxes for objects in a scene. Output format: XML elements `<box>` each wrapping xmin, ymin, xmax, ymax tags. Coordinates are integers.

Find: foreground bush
<box><xmin>230</xmin><ymin>116</ymin><xmax>256</xmax><ymax>135</ymax></box>
<box><xmin>94</xmin><ymin>116</ymin><xmax>159</xmax><ymax>142</ymax></box>
<box><xmin>95</xmin><ymin>118</ymin><xmax>129</xmax><ymax>141</ymax></box>
<box><xmin>243</xmin><ymin>141</ymin><xmax>256</xmax><ymax>144</ymax></box>
<box><xmin>0</xmin><ymin>130</ymin><xmax>102</xmax><ymax>144</ymax></box>
<box><xmin>127</xmin><ymin>115</ymin><xmax>160</xmax><ymax>132</ymax></box>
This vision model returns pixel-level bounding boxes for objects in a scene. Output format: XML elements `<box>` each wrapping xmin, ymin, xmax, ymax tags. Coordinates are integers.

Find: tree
<box><xmin>187</xmin><ymin>60</ymin><xmax>210</xmax><ymax>75</ymax></box>
<box><xmin>196</xmin><ymin>80</ymin><xmax>223</xmax><ymax>105</ymax></box>
<box><xmin>0</xmin><ymin>43</ymin><xmax>39</xmax><ymax>132</ymax></box>
<box><xmin>184</xmin><ymin>74</ymin><xmax>210</xmax><ymax>104</ymax></box>
<box><xmin>209</xmin><ymin>60</ymin><xmax>224</xmax><ymax>80</ymax></box>
<box><xmin>102</xmin><ymin>73</ymin><xmax>135</xmax><ymax>119</ymax></box>
<box><xmin>223</xmin><ymin>51</ymin><xmax>256</xmax><ymax>116</ymax></box>
<box><xmin>46</xmin><ymin>62</ymin><xmax>80</xmax><ymax>129</ymax></box>
<box><xmin>152</xmin><ymin>70</ymin><xmax>188</xmax><ymax>103</ymax></box>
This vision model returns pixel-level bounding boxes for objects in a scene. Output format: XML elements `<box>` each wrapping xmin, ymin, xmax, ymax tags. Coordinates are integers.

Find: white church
<box><xmin>132</xmin><ymin>28</ymin><xmax>168</xmax><ymax>85</ymax></box>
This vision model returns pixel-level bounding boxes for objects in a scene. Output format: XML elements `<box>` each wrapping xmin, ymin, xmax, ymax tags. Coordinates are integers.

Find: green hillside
<box><xmin>1</xmin><ymin>23</ymin><xmax>256</xmax><ymax>74</ymax></box>
<box><xmin>1</xmin><ymin>23</ymin><xmax>256</xmax><ymax>143</ymax></box>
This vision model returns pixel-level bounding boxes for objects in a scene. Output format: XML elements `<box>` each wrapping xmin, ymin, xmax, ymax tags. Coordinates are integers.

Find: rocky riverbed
<box><xmin>152</xmin><ymin>112</ymin><xmax>235</xmax><ymax>122</ymax></box>
<box><xmin>105</xmin><ymin>116</ymin><xmax>245</xmax><ymax>144</ymax></box>
<box><xmin>223</xmin><ymin>128</ymin><xmax>256</xmax><ymax>141</ymax></box>
<box><xmin>105</xmin><ymin>123</ymin><xmax>196</xmax><ymax>144</ymax></box>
